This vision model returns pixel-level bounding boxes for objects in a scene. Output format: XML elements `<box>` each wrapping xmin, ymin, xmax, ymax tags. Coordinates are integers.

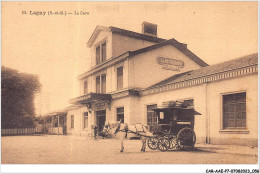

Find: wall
<box><xmin>207</xmin><ymin>74</ymin><xmax>258</xmax><ymax>146</ymax></box>
<box><xmin>66</xmin><ymin>106</ymin><xmax>90</xmax><ymax>136</ymax></box>
<box><xmin>129</xmin><ymin>45</ymin><xmax>202</xmax><ymax>89</ymax></box>
<box><xmin>112</xmin><ymin>33</ymin><xmax>157</xmax><ymax>58</ymax></box>
<box><xmin>129</xmin><ymin>96</ymin><xmax>142</xmax><ymax>124</ymax></box>
<box><xmin>110</xmin><ymin>97</ymin><xmax>131</xmax><ymax>124</ymax></box>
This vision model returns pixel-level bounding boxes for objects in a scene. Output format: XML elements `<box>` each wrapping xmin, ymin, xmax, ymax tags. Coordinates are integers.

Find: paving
<box><xmin>1</xmin><ymin>135</ymin><xmax>258</xmax><ymax>164</ymax></box>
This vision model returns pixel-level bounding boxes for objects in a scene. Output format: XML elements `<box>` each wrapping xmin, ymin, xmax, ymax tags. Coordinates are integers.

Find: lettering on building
<box><xmin>94</xmin><ymin>102</ymin><xmax>107</xmax><ymax>110</ymax></box>
<box><xmin>156</xmin><ymin>57</ymin><xmax>184</xmax><ymax>71</ymax></box>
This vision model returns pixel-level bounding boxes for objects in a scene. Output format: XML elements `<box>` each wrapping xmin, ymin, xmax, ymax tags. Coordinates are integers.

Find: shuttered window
<box><xmin>223</xmin><ymin>92</ymin><xmax>246</xmax><ymax>129</ymax></box>
<box><xmin>101</xmin><ymin>75</ymin><xmax>106</xmax><ymax>93</ymax></box>
<box><xmin>96</xmin><ymin>46</ymin><xmax>100</xmax><ymax>65</ymax></box>
<box><xmin>96</xmin><ymin>42</ymin><xmax>106</xmax><ymax>65</ymax></box>
<box><xmin>117</xmin><ymin>66</ymin><xmax>123</xmax><ymax>90</ymax></box>
<box><xmin>96</xmin><ymin>75</ymin><xmax>106</xmax><ymax>93</ymax></box>
<box><xmin>101</xmin><ymin>42</ymin><xmax>106</xmax><ymax>62</ymax></box>
<box><xmin>96</xmin><ymin>76</ymin><xmax>100</xmax><ymax>93</ymax></box>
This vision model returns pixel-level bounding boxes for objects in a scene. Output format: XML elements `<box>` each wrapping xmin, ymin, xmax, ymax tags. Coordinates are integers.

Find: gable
<box><xmin>87</xmin><ymin>26</ymin><xmax>110</xmax><ymax>47</ymax></box>
<box><xmin>129</xmin><ymin>44</ymin><xmax>204</xmax><ymax>89</ymax></box>
<box><xmin>88</xmin><ymin>29</ymin><xmax>113</xmax><ymax>68</ymax></box>
<box><xmin>129</xmin><ymin>38</ymin><xmax>208</xmax><ymax>67</ymax></box>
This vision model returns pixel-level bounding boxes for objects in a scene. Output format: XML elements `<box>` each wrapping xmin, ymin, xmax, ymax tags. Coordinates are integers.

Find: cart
<box><xmin>147</xmin><ymin>100</ymin><xmax>201</xmax><ymax>151</ymax></box>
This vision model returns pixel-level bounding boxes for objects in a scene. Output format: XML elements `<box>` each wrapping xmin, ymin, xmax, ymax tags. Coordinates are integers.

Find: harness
<box><xmin>114</xmin><ymin>123</ymin><xmax>148</xmax><ymax>138</ymax></box>
<box><xmin>124</xmin><ymin>124</ymin><xmax>129</xmax><ymax>138</ymax></box>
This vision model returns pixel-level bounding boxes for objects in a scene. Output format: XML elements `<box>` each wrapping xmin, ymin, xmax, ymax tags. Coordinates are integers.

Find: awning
<box><xmin>70</xmin><ymin>93</ymin><xmax>112</xmax><ymax>105</ymax></box>
<box><xmin>152</xmin><ymin>107</ymin><xmax>201</xmax><ymax>115</ymax></box>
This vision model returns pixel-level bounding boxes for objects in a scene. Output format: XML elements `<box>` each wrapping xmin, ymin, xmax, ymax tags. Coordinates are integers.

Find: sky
<box><xmin>2</xmin><ymin>1</ymin><xmax>258</xmax><ymax>115</ymax></box>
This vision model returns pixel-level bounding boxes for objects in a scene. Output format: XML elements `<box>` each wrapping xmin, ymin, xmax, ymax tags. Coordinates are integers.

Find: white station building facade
<box><xmin>67</xmin><ymin>22</ymin><xmax>258</xmax><ymax>146</ymax></box>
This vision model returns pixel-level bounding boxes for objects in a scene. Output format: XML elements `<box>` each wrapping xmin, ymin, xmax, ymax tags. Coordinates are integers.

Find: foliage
<box><xmin>1</xmin><ymin>66</ymin><xmax>41</xmax><ymax>128</ymax></box>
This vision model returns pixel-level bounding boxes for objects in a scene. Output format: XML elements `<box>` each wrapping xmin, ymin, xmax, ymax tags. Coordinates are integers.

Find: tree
<box><xmin>1</xmin><ymin>66</ymin><xmax>41</xmax><ymax>128</ymax></box>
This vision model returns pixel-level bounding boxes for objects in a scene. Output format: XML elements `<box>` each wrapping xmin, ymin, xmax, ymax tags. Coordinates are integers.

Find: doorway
<box><xmin>96</xmin><ymin>110</ymin><xmax>106</xmax><ymax>132</ymax></box>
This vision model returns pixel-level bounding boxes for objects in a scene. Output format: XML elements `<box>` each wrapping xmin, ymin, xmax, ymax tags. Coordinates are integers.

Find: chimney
<box><xmin>142</xmin><ymin>21</ymin><xmax>157</xmax><ymax>37</ymax></box>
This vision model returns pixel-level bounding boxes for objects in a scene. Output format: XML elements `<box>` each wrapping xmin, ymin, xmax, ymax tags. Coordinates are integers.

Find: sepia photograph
<box><xmin>1</xmin><ymin>1</ymin><xmax>259</xmax><ymax>173</ymax></box>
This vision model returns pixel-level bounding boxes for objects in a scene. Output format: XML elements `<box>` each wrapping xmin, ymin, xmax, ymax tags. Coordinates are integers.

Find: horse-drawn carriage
<box><xmin>97</xmin><ymin>100</ymin><xmax>201</xmax><ymax>152</ymax></box>
<box><xmin>147</xmin><ymin>100</ymin><xmax>201</xmax><ymax>151</ymax></box>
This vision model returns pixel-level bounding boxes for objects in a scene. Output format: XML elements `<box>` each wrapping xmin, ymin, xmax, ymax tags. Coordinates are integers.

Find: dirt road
<box><xmin>1</xmin><ymin>135</ymin><xmax>258</xmax><ymax>164</ymax></box>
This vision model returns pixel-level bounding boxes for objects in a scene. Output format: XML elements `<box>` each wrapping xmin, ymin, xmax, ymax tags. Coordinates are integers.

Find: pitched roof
<box><xmin>109</xmin><ymin>26</ymin><xmax>166</xmax><ymax>43</ymax></box>
<box><xmin>87</xmin><ymin>25</ymin><xmax>166</xmax><ymax>47</ymax></box>
<box><xmin>129</xmin><ymin>38</ymin><xmax>208</xmax><ymax>67</ymax></box>
<box><xmin>148</xmin><ymin>53</ymin><xmax>258</xmax><ymax>88</ymax></box>
<box><xmin>87</xmin><ymin>25</ymin><xmax>189</xmax><ymax>47</ymax></box>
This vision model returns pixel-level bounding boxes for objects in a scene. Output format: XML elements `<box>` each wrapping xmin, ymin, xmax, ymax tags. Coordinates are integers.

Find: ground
<box><xmin>1</xmin><ymin>135</ymin><xmax>258</xmax><ymax>164</ymax></box>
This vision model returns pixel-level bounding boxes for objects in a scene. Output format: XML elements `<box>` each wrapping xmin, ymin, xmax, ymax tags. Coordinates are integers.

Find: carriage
<box><xmin>147</xmin><ymin>100</ymin><xmax>201</xmax><ymax>152</ymax></box>
<box><xmin>97</xmin><ymin>100</ymin><xmax>201</xmax><ymax>152</ymax></box>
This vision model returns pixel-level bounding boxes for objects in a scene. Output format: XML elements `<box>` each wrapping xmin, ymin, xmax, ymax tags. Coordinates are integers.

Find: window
<box><xmin>71</xmin><ymin>115</ymin><xmax>74</xmax><ymax>129</ymax></box>
<box><xmin>96</xmin><ymin>76</ymin><xmax>100</xmax><ymax>93</ymax></box>
<box><xmin>96</xmin><ymin>42</ymin><xmax>107</xmax><ymax>65</ymax></box>
<box><xmin>83</xmin><ymin>112</ymin><xmax>88</xmax><ymax>129</ymax></box>
<box><xmin>147</xmin><ymin>104</ymin><xmax>157</xmax><ymax>127</ymax></box>
<box><xmin>101</xmin><ymin>42</ymin><xmax>106</xmax><ymax>62</ymax></box>
<box><xmin>223</xmin><ymin>92</ymin><xmax>246</xmax><ymax>129</ymax></box>
<box><xmin>117</xmin><ymin>66</ymin><xmax>123</xmax><ymax>90</ymax></box>
<box><xmin>96</xmin><ymin>74</ymin><xmax>106</xmax><ymax>93</ymax></box>
<box><xmin>83</xmin><ymin>81</ymin><xmax>88</xmax><ymax>94</ymax></box>
<box><xmin>96</xmin><ymin>46</ymin><xmax>100</xmax><ymax>65</ymax></box>
<box><xmin>117</xmin><ymin>107</ymin><xmax>124</xmax><ymax>123</ymax></box>
<box><xmin>101</xmin><ymin>75</ymin><xmax>106</xmax><ymax>93</ymax></box>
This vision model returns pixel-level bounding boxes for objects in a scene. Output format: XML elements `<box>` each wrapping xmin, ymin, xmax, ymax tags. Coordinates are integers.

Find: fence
<box><xmin>1</xmin><ymin>128</ymin><xmax>38</xmax><ymax>136</ymax></box>
<box><xmin>48</xmin><ymin>127</ymin><xmax>64</xmax><ymax>135</ymax></box>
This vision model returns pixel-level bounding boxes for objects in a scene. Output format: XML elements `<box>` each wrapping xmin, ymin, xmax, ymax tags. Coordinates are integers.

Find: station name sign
<box><xmin>94</xmin><ymin>102</ymin><xmax>107</xmax><ymax>110</ymax></box>
<box><xmin>156</xmin><ymin>57</ymin><xmax>184</xmax><ymax>71</ymax></box>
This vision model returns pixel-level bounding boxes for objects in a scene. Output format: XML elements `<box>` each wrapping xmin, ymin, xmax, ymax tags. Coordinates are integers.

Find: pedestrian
<box><xmin>94</xmin><ymin>125</ymin><xmax>98</xmax><ymax>139</ymax></box>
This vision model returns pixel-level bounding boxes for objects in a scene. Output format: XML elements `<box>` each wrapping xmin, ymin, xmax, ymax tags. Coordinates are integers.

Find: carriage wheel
<box><xmin>157</xmin><ymin>137</ymin><xmax>170</xmax><ymax>152</ymax></box>
<box><xmin>169</xmin><ymin>137</ymin><xmax>177</xmax><ymax>149</ymax></box>
<box><xmin>176</xmin><ymin>127</ymin><xmax>196</xmax><ymax>150</ymax></box>
<box><xmin>147</xmin><ymin>137</ymin><xmax>159</xmax><ymax>150</ymax></box>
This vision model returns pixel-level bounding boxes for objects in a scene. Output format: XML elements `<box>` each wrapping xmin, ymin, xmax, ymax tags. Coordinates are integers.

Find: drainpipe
<box><xmin>51</xmin><ymin>116</ymin><xmax>53</xmax><ymax>135</ymax></box>
<box><xmin>58</xmin><ymin>116</ymin><xmax>60</xmax><ymax>136</ymax></box>
<box><xmin>205</xmin><ymin>82</ymin><xmax>210</xmax><ymax>144</ymax></box>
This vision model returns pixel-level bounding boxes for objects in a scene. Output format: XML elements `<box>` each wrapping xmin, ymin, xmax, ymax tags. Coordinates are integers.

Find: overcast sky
<box><xmin>2</xmin><ymin>1</ymin><xmax>258</xmax><ymax>115</ymax></box>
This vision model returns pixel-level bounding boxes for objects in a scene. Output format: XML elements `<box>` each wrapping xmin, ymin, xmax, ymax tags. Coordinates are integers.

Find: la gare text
<box><xmin>22</xmin><ymin>11</ymin><xmax>89</xmax><ymax>16</ymax></box>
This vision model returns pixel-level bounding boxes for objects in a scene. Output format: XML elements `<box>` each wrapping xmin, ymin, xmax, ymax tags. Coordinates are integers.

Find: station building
<box><xmin>67</xmin><ymin>22</ymin><xmax>258</xmax><ymax>146</ymax></box>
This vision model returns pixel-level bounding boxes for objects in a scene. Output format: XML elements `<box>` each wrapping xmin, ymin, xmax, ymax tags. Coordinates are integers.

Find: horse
<box><xmin>106</xmin><ymin>121</ymin><xmax>153</xmax><ymax>152</ymax></box>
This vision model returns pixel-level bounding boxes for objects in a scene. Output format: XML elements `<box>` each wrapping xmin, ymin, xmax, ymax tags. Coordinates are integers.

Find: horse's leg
<box><xmin>141</xmin><ymin>136</ymin><xmax>147</xmax><ymax>152</ymax></box>
<box><xmin>120</xmin><ymin>134</ymin><xmax>124</xmax><ymax>152</ymax></box>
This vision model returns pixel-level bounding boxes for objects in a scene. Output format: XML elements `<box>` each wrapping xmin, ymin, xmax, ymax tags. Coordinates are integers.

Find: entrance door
<box><xmin>96</xmin><ymin>110</ymin><xmax>106</xmax><ymax>132</ymax></box>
